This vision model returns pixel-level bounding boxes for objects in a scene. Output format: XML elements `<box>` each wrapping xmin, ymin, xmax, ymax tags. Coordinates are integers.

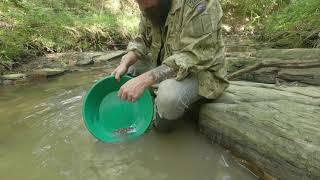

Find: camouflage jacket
<box><xmin>127</xmin><ymin>0</ymin><xmax>229</xmax><ymax>99</ymax></box>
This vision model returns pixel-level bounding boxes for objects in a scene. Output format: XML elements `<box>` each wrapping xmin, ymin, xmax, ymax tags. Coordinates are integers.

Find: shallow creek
<box><xmin>0</xmin><ymin>69</ymin><xmax>257</xmax><ymax>180</ymax></box>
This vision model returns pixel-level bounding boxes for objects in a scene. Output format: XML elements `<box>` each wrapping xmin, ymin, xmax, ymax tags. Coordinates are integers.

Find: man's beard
<box><xmin>143</xmin><ymin>0</ymin><xmax>172</xmax><ymax>27</ymax></box>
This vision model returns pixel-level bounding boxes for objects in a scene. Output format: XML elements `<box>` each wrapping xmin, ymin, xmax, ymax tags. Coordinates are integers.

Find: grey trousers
<box><xmin>128</xmin><ymin>60</ymin><xmax>202</xmax><ymax>120</ymax></box>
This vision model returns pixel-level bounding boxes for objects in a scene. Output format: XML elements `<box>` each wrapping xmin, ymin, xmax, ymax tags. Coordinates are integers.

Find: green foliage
<box><xmin>262</xmin><ymin>0</ymin><xmax>320</xmax><ymax>47</ymax></box>
<box><xmin>0</xmin><ymin>0</ymin><xmax>139</xmax><ymax>63</ymax></box>
<box><xmin>221</xmin><ymin>0</ymin><xmax>319</xmax><ymax>47</ymax></box>
<box><xmin>1</xmin><ymin>0</ymin><xmax>319</xmax><ymax>64</ymax></box>
<box><xmin>222</xmin><ymin>0</ymin><xmax>290</xmax><ymax>25</ymax></box>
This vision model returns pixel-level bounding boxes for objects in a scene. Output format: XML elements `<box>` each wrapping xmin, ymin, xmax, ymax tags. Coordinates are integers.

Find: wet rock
<box><xmin>200</xmin><ymin>81</ymin><xmax>320</xmax><ymax>180</ymax></box>
<box><xmin>76</xmin><ymin>55</ymin><xmax>94</xmax><ymax>66</ymax></box>
<box><xmin>1</xmin><ymin>73</ymin><xmax>27</xmax><ymax>80</ymax></box>
<box><xmin>2</xmin><ymin>79</ymin><xmax>14</xmax><ymax>85</ymax></box>
<box><xmin>75</xmin><ymin>52</ymin><xmax>108</xmax><ymax>66</ymax></box>
<box><xmin>32</xmin><ymin>68</ymin><xmax>65</xmax><ymax>77</ymax></box>
<box><xmin>94</xmin><ymin>50</ymin><xmax>126</xmax><ymax>63</ymax></box>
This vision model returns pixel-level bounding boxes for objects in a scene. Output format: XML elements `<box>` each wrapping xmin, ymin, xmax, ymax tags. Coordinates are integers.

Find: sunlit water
<box><xmin>0</xmin><ymin>68</ymin><xmax>257</xmax><ymax>180</ymax></box>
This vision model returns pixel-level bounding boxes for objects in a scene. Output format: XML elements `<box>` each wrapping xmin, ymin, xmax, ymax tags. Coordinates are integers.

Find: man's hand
<box><xmin>112</xmin><ymin>63</ymin><xmax>128</xmax><ymax>81</ymax></box>
<box><xmin>111</xmin><ymin>51</ymin><xmax>138</xmax><ymax>81</ymax></box>
<box><xmin>118</xmin><ymin>64</ymin><xmax>177</xmax><ymax>102</ymax></box>
<box><xmin>118</xmin><ymin>76</ymin><xmax>148</xmax><ymax>102</ymax></box>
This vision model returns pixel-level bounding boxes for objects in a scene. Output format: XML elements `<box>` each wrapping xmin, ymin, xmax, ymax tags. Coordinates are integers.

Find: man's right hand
<box><xmin>111</xmin><ymin>51</ymin><xmax>138</xmax><ymax>81</ymax></box>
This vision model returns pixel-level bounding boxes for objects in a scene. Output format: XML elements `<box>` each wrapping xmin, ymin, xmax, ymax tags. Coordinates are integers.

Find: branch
<box><xmin>0</xmin><ymin>62</ymin><xmax>12</xmax><ymax>70</ymax></box>
<box><xmin>0</xmin><ymin>21</ymin><xmax>14</xmax><ymax>29</ymax></box>
<box><xmin>227</xmin><ymin>59</ymin><xmax>320</xmax><ymax>80</ymax></box>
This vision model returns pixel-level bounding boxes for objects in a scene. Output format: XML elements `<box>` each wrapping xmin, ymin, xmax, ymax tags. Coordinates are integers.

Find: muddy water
<box><xmin>0</xmin><ymin>69</ymin><xmax>257</xmax><ymax>180</ymax></box>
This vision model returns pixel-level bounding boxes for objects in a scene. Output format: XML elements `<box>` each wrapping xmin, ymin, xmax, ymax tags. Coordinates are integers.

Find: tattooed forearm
<box><xmin>148</xmin><ymin>64</ymin><xmax>177</xmax><ymax>83</ymax></box>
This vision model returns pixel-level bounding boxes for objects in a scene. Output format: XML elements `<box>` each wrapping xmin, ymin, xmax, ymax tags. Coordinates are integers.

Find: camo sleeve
<box><xmin>126</xmin><ymin>15</ymin><xmax>152</xmax><ymax>60</ymax></box>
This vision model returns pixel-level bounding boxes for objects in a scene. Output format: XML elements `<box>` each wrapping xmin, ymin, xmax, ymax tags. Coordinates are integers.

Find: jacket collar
<box><xmin>164</xmin><ymin>0</ymin><xmax>183</xmax><ymax>27</ymax></box>
<box><xmin>169</xmin><ymin>0</ymin><xmax>183</xmax><ymax>14</ymax></box>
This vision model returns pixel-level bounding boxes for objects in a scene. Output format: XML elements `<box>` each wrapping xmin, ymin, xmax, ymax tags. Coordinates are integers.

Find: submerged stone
<box><xmin>1</xmin><ymin>73</ymin><xmax>27</xmax><ymax>80</ymax></box>
<box><xmin>94</xmin><ymin>50</ymin><xmax>126</xmax><ymax>63</ymax></box>
<box><xmin>32</xmin><ymin>68</ymin><xmax>65</xmax><ymax>77</ymax></box>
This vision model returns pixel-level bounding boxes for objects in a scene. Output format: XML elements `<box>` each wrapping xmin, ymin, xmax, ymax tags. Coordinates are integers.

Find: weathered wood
<box><xmin>278</xmin><ymin>68</ymin><xmax>320</xmax><ymax>86</ymax></box>
<box><xmin>227</xmin><ymin>59</ymin><xmax>320</xmax><ymax>80</ymax></box>
<box><xmin>0</xmin><ymin>62</ymin><xmax>12</xmax><ymax>70</ymax></box>
<box><xmin>226</xmin><ymin>49</ymin><xmax>320</xmax><ymax>85</ymax></box>
<box><xmin>256</xmin><ymin>49</ymin><xmax>320</xmax><ymax>60</ymax></box>
<box><xmin>199</xmin><ymin>81</ymin><xmax>320</xmax><ymax>180</ymax></box>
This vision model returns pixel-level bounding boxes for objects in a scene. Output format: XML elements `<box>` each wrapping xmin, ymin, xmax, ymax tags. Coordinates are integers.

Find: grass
<box><xmin>222</xmin><ymin>0</ymin><xmax>320</xmax><ymax>48</ymax></box>
<box><xmin>261</xmin><ymin>0</ymin><xmax>320</xmax><ymax>47</ymax></box>
<box><xmin>0</xmin><ymin>0</ymin><xmax>139</xmax><ymax>64</ymax></box>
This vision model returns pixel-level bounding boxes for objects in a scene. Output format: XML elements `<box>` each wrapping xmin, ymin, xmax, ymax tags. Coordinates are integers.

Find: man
<box><xmin>112</xmin><ymin>0</ymin><xmax>229</xmax><ymax>132</ymax></box>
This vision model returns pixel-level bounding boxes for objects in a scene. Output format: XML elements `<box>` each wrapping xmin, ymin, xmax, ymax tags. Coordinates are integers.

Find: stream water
<box><xmin>0</xmin><ymin>68</ymin><xmax>257</xmax><ymax>180</ymax></box>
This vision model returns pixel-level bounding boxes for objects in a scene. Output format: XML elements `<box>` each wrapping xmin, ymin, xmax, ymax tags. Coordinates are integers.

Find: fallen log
<box><xmin>227</xmin><ymin>59</ymin><xmax>320</xmax><ymax>80</ymax></box>
<box><xmin>199</xmin><ymin>81</ymin><xmax>320</xmax><ymax>179</ymax></box>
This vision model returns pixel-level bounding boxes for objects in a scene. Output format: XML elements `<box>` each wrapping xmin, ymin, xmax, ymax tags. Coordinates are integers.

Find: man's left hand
<box><xmin>118</xmin><ymin>76</ymin><xmax>148</xmax><ymax>102</ymax></box>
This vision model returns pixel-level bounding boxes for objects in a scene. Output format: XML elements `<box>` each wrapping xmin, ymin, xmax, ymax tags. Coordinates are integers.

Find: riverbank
<box><xmin>0</xmin><ymin>50</ymin><xmax>125</xmax><ymax>85</ymax></box>
<box><xmin>2</xmin><ymin>35</ymin><xmax>320</xmax><ymax>87</ymax></box>
<box><xmin>1</xmin><ymin>0</ymin><xmax>319</xmax><ymax>67</ymax></box>
<box><xmin>0</xmin><ymin>35</ymin><xmax>258</xmax><ymax>85</ymax></box>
